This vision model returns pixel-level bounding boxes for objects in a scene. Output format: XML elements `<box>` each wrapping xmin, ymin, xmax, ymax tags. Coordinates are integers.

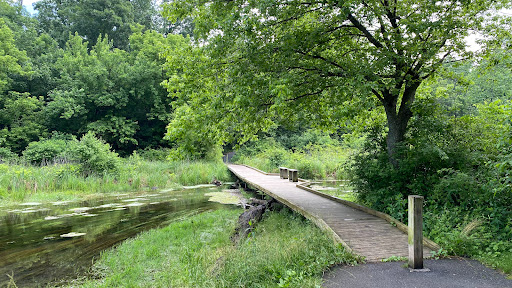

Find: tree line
<box><xmin>0</xmin><ymin>0</ymin><xmax>188</xmax><ymax>157</ymax></box>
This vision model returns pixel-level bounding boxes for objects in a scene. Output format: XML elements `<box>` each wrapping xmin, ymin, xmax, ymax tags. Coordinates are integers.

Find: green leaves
<box><xmin>34</xmin><ymin>0</ymin><xmax>159</xmax><ymax>49</ymax></box>
<box><xmin>0</xmin><ymin>92</ymin><xmax>47</xmax><ymax>154</ymax></box>
<box><xmin>0</xmin><ymin>18</ymin><xmax>29</xmax><ymax>93</ymax></box>
<box><xmin>38</xmin><ymin>30</ymin><xmax>187</xmax><ymax>154</ymax></box>
<box><xmin>161</xmin><ymin>0</ymin><xmax>511</xmax><ymax>160</ymax></box>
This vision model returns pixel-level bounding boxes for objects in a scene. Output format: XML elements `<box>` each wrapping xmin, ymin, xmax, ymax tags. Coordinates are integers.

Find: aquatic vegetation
<box><xmin>204</xmin><ymin>190</ymin><xmax>242</xmax><ymax>205</ymax></box>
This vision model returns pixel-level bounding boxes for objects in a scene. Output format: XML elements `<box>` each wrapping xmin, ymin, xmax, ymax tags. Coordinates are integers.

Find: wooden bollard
<box><xmin>279</xmin><ymin>167</ymin><xmax>288</xmax><ymax>179</ymax></box>
<box><xmin>408</xmin><ymin>195</ymin><xmax>424</xmax><ymax>270</ymax></box>
<box><xmin>288</xmin><ymin>169</ymin><xmax>298</xmax><ymax>182</ymax></box>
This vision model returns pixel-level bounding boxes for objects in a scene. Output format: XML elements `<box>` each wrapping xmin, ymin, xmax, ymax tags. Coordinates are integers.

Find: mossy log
<box><xmin>231</xmin><ymin>198</ymin><xmax>273</xmax><ymax>244</ymax></box>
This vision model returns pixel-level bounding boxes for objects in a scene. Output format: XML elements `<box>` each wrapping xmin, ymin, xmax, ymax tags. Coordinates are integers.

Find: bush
<box><xmin>134</xmin><ymin>148</ymin><xmax>172</xmax><ymax>161</ymax></box>
<box><xmin>274</xmin><ymin>128</ymin><xmax>339</xmax><ymax>150</ymax></box>
<box><xmin>22</xmin><ymin>132</ymin><xmax>121</xmax><ymax>176</ymax></box>
<box><xmin>0</xmin><ymin>147</ymin><xmax>17</xmax><ymax>163</ymax></box>
<box><xmin>233</xmin><ymin>136</ymin><xmax>349</xmax><ymax>180</ymax></box>
<box><xmin>23</xmin><ymin>138</ymin><xmax>70</xmax><ymax>164</ymax></box>
<box><xmin>71</xmin><ymin>132</ymin><xmax>120</xmax><ymax>176</ymax></box>
<box><xmin>350</xmin><ymin>99</ymin><xmax>512</xmax><ymax>261</ymax></box>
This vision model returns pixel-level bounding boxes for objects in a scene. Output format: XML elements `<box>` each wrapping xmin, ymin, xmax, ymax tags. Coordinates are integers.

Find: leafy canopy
<box><xmin>163</xmin><ymin>0</ymin><xmax>511</xmax><ymax>160</ymax></box>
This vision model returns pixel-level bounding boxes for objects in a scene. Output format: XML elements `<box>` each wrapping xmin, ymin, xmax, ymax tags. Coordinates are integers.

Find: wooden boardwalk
<box><xmin>228</xmin><ymin>164</ymin><xmax>435</xmax><ymax>262</ymax></box>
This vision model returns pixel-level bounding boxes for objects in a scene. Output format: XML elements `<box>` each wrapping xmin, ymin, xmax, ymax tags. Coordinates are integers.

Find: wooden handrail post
<box><xmin>288</xmin><ymin>169</ymin><xmax>298</xmax><ymax>182</ymax></box>
<box><xmin>408</xmin><ymin>195</ymin><xmax>424</xmax><ymax>269</ymax></box>
<box><xmin>279</xmin><ymin>167</ymin><xmax>289</xmax><ymax>179</ymax></box>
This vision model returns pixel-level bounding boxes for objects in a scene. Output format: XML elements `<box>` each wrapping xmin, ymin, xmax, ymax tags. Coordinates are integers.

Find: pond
<box><xmin>0</xmin><ymin>185</ymin><xmax>241</xmax><ymax>287</ymax></box>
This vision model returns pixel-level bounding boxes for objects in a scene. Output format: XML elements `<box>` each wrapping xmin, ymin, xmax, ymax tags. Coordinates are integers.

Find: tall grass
<box><xmin>0</xmin><ymin>159</ymin><xmax>232</xmax><ymax>203</ymax></box>
<box><xmin>72</xmin><ymin>208</ymin><xmax>358</xmax><ymax>288</ymax></box>
<box><xmin>169</xmin><ymin>160</ymin><xmax>231</xmax><ymax>185</ymax></box>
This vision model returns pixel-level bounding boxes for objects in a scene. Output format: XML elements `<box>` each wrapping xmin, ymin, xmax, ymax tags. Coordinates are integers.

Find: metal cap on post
<box><xmin>408</xmin><ymin>195</ymin><xmax>428</xmax><ymax>271</ymax></box>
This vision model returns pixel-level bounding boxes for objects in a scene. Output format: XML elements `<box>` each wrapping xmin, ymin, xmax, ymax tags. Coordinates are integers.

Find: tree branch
<box><xmin>285</xmin><ymin>85</ymin><xmax>333</xmax><ymax>102</ymax></box>
<box><xmin>294</xmin><ymin>50</ymin><xmax>345</xmax><ymax>71</ymax></box>
<box><xmin>345</xmin><ymin>10</ymin><xmax>384</xmax><ymax>49</ymax></box>
<box><xmin>372</xmin><ymin>89</ymin><xmax>384</xmax><ymax>102</ymax></box>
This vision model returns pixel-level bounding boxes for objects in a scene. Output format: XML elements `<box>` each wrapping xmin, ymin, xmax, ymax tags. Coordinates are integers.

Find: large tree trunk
<box><xmin>381</xmin><ymin>82</ymin><xmax>420</xmax><ymax>167</ymax></box>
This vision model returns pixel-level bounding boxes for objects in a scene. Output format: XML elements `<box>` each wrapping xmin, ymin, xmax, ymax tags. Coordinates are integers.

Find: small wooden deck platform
<box><xmin>228</xmin><ymin>164</ymin><xmax>434</xmax><ymax>262</ymax></box>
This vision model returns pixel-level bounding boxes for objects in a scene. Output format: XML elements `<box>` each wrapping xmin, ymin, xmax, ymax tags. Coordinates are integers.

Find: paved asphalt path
<box><xmin>323</xmin><ymin>258</ymin><xmax>511</xmax><ymax>288</ymax></box>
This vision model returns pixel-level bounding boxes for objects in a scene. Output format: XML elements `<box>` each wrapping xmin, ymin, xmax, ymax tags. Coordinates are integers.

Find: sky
<box><xmin>22</xmin><ymin>0</ymin><xmax>38</xmax><ymax>15</ymax></box>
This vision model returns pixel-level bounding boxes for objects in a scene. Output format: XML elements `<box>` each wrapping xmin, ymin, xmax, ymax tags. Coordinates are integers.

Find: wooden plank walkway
<box><xmin>228</xmin><ymin>164</ymin><xmax>433</xmax><ymax>262</ymax></box>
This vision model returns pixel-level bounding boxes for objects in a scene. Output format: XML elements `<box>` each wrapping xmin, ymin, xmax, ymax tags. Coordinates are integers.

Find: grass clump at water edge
<box><xmin>72</xmin><ymin>208</ymin><xmax>358</xmax><ymax>288</ymax></box>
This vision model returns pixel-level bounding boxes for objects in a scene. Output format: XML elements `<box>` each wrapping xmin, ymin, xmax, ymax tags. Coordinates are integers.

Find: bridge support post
<box><xmin>408</xmin><ymin>195</ymin><xmax>424</xmax><ymax>270</ymax></box>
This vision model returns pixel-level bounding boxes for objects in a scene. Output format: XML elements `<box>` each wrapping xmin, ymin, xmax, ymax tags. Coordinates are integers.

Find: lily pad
<box><xmin>122</xmin><ymin>198</ymin><xmax>148</xmax><ymax>202</ymax></box>
<box><xmin>183</xmin><ymin>184</ymin><xmax>216</xmax><ymax>189</ymax></box>
<box><xmin>21</xmin><ymin>209</ymin><xmax>39</xmax><ymax>214</ymax></box>
<box><xmin>52</xmin><ymin>201</ymin><xmax>72</xmax><ymax>206</ymax></box>
<box><xmin>70</xmin><ymin>207</ymin><xmax>92</xmax><ymax>213</ymax></box>
<box><xmin>60</xmin><ymin>232</ymin><xmax>86</xmax><ymax>238</ymax></box>
<box><xmin>20</xmin><ymin>202</ymin><xmax>42</xmax><ymax>206</ymax></box>
<box><xmin>79</xmin><ymin>213</ymin><xmax>98</xmax><ymax>217</ymax></box>
<box><xmin>125</xmin><ymin>202</ymin><xmax>145</xmax><ymax>207</ymax></box>
<box><xmin>97</xmin><ymin>203</ymin><xmax>118</xmax><ymax>208</ymax></box>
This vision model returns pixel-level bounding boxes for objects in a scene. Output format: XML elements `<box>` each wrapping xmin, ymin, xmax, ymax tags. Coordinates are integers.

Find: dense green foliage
<box><xmin>231</xmin><ymin>57</ymin><xmax>512</xmax><ymax>272</ymax></box>
<box><xmin>34</xmin><ymin>0</ymin><xmax>159</xmax><ymax>49</ymax></box>
<box><xmin>162</xmin><ymin>0</ymin><xmax>511</xmax><ymax>164</ymax></box>
<box><xmin>349</xmin><ymin>62</ymin><xmax>512</xmax><ymax>270</ymax></box>
<box><xmin>1</xmin><ymin>0</ymin><xmax>512</xmax><ymax>278</ymax></box>
<box><xmin>73</xmin><ymin>208</ymin><xmax>358</xmax><ymax>288</ymax></box>
<box><xmin>0</xmin><ymin>0</ymin><xmax>189</xmax><ymax>156</ymax></box>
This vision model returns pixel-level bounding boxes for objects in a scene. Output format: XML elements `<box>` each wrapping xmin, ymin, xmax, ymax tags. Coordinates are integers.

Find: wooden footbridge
<box><xmin>227</xmin><ymin>164</ymin><xmax>440</xmax><ymax>262</ymax></box>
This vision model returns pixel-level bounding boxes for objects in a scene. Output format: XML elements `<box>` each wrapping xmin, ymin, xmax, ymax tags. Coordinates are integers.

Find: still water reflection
<box><xmin>0</xmin><ymin>185</ymin><xmax>237</xmax><ymax>287</ymax></box>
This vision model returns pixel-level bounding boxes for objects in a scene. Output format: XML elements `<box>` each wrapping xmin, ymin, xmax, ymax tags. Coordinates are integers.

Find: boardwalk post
<box><xmin>280</xmin><ymin>167</ymin><xmax>289</xmax><ymax>179</ymax></box>
<box><xmin>279</xmin><ymin>167</ymin><xmax>288</xmax><ymax>179</ymax></box>
<box><xmin>408</xmin><ymin>195</ymin><xmax>424</xmax><ymax>269</ymax></box>
<box><xmin>288</xmin><ymin>169</ymin><xmax>298</xmax><ymax>182</ymax></box>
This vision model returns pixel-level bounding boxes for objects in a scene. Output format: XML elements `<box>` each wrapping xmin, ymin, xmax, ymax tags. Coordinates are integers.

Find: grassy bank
<box><xmin>0</xmin><ymin>159</ymin><xmax>232</xmax><ymax>204</ymax></box>
<box><xmin>71</xmin><ymin>208</ymin><xmax>358</xmax><ymax>288</ymax></box>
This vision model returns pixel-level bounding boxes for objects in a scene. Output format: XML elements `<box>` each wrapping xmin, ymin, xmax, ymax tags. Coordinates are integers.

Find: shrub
<box><xmin>276</xmin><ymin>129</ymin><xmax>339</xmax><ymax>150</ymax></box>
<box><xmin>233</xmin><ymin>136</ymin><xmax>350</xmax><ymax>180</ymax></box>
<box><xmin>0</xmin><ymin>147</ymin><xmax>17</xmax><ymax>163</ymax></box>
<box><xmin>21</xmin><ymin>133</ymin><xmax>120</xmax><ymax>176</ymax></box>
<box><xmin>350</xmin><ymin>99</ymin><xmax>512</xmax><ymax>261</ymax></box>
<box><xmin>71</xmin><ymin>132</ymin><xmax>120</xmax><ymax>176</ymax></box>
<box><xmin>23</xmin><ymin>138</ymin><xmax>70</xmax><ymax>164</ymax></box>
<box><xmin>135</xmin><ymin>148</ymin><xmax>172</xmax><ymax>161</ymax></box>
